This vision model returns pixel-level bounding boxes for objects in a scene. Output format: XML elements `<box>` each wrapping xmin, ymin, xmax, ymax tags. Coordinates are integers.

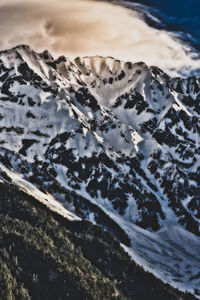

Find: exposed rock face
<box><xmin>0</xmin><ymin>45</ymin><xmax>200</xmax><ymax>296</ymax></box>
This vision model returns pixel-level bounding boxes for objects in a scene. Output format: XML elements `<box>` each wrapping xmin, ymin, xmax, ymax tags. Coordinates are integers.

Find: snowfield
<box><xmin>0</xmin><ymin>45</ymin><xmax>200</xmax><ymax>297</ymax></box>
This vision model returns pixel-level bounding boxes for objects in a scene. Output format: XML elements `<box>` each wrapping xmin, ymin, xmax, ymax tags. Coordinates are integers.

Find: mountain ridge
<box><xmin>0</xmin><ymin>45</ymin><xmax>200</xmax><ymax>297</ymax></box>
<box><xmin>0</xmin><ymin>178</ymin><xmax>196</xmax><ymax>300</ymax></box>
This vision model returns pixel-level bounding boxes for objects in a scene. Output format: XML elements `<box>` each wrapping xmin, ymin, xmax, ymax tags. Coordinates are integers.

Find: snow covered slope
<box><xmin>0</xmin><ymin>45</ymin><xmax>200</xmax><ymax>297</ymax></box>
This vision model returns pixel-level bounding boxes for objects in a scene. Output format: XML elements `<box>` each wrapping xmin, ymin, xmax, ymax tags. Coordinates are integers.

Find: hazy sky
<box><xmin>1</xmin><ymin>0</ymin><xmax>200</xmax><ymax>76</ymax></box>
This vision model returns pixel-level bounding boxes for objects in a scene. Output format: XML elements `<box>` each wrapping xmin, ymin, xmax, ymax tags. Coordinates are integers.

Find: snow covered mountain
<box><xmin>0</xmin><ymin>45</ymin><xmax>200</xmax><ymax>297</ymax></box>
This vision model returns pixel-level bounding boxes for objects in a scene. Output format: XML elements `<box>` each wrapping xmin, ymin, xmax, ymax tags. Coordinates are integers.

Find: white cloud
<box><xmin>1</xmin><ymin>0</ymin><xmax>200</xmax><ymax>76</ymax></box>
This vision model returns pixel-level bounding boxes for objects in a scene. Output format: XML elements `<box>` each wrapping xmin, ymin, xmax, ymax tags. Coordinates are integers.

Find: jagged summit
<box><xmin>40</xmin><ymin>49</ymin><xmax>54</xmax><ymax>62</ymax></box>
<box><xmin>6</xmin><ymin>44</ymin><xmax>31</xmax><ymax>52</ymax></box>
<box><xmin>0</xmin><ymin>45</ymin><xmax>200</xmax><ymax>297</ymax></box>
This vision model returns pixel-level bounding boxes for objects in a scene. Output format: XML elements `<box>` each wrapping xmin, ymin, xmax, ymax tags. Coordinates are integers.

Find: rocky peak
<box><xmin>0</xmin><ymin>45</ymin><xmax>200</xmax><ymax>297</ymax></box>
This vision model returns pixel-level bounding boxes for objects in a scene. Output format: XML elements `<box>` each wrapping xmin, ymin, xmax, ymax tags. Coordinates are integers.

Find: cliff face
<box><xmin>0</xmin><ymin>45</ymin><xmax>200</xmax><ymax>297</ymax></box>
